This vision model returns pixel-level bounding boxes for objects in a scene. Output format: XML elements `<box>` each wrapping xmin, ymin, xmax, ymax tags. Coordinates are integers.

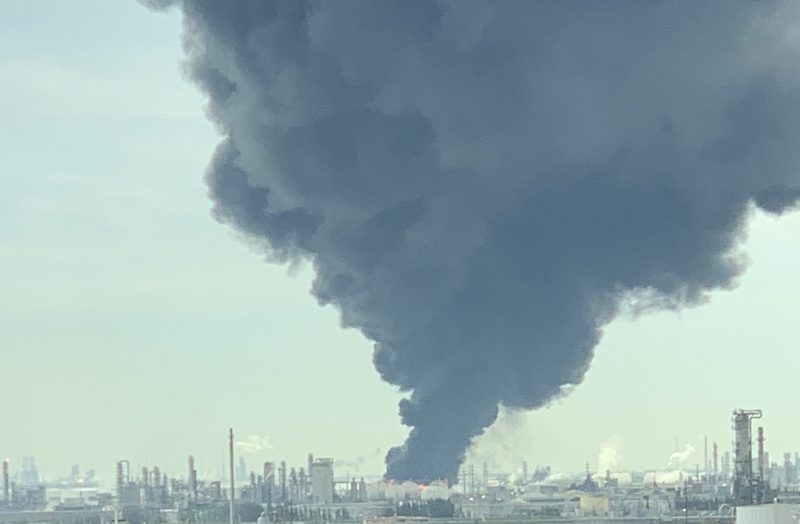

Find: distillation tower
<box><xmin>732</xmin><ymin>409</ymin><xmax>762</xmax><ymax>506</ymax></box>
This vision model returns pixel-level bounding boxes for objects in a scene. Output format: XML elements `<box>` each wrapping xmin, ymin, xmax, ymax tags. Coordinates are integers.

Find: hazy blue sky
<box><xmin>1</xmin><ymin>0</ymin><xmax>799</xmax><ymax>486</ymax></box>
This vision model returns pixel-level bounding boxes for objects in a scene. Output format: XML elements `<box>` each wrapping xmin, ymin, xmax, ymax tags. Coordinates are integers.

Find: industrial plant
<box><xmin>2</xmin><ymin>410</ymin><xmax>800</xmax><ymax>524</ymax></box>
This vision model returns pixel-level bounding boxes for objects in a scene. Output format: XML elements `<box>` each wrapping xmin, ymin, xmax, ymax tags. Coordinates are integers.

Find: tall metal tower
<box><xmin>188</xmin><ymin>456</ymin><xmax>198</xmax><ymax>500</ymax></box>
<box><xmin>279</xmin><ymin>462</ymin><xmax>287</xmax><ymax>503</ymax></box>
<box><xmin>757</xmin><ymin>427</ymin><xmax>766</xmax><ymax>503</ymax></box>
<box><xmin>732</xmin><ymin>409</ymin><xmax>762</xmax><ymax>506</ymax></box>
<box><xmin>263</xmin><ymin>462</ymin><xmax>274</xmax><ymax>510</ymax></box>
<box><xmin>229</xmin><ymin>428</ymin><xmax>235</xmax><ymax>524</ymax></box>
<box><xmin>712</xmin><ymin>442</ymin><xmax>719</xmax><ymax>485</ymax></box>
<box><xmin>2</xmin><ymin>459</ymin><xmax>9</xmax><ymax>503</ymax></box>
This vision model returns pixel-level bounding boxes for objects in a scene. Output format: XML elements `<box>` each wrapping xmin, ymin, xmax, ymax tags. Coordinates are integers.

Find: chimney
<box><xmin>2</xmin><ymin>459</ymin><xmax>9</xmax><ymax>503</ymax></box>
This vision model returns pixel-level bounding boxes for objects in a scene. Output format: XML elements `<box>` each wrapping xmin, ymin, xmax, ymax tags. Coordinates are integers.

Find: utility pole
<box><xmin>230</xmin><ymin>428</ymin><xmax>235</xmax><ymax>524</ymax></box>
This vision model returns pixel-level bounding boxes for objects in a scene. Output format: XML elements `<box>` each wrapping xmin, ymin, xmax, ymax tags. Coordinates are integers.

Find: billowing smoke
<box><xmin>668</xmin><ymin>444</ymin><xmax>696</xmax><ymax>469</ymax></box>
<box><xmin>145</xmin><ymin>1</ymin><xmax>800</xmax><ymax>482</ymax></box>
<box><xmin>597</xmin><ymin>441</ymin><xmax>623</xmax><ymax>475</ymax></box>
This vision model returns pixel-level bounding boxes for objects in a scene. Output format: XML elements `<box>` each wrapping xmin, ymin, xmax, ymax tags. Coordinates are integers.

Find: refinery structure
<box><xmin>3</xmin><ymin>410</ymin><xmax>800</xmax><ymax>524</ymax></box>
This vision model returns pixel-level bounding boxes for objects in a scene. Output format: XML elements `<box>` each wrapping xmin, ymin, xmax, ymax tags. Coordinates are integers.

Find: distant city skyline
<box><xmin>2</xmin><ymin>0</ymin><xmax>800</xmax><ymax>489</ymax></box>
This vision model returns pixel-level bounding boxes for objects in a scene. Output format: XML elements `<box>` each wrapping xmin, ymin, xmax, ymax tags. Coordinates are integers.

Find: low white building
<box><xmin>737</xmin><ymin>504</ymin><xmax>800</xmax><ymax>524</ymax></box>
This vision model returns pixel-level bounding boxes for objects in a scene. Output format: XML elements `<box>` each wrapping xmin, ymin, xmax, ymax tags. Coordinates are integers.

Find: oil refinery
<box><xmin>2</xmin><ymin>410</ymin><xmax>800</xmax><ymax>524</ymax></box>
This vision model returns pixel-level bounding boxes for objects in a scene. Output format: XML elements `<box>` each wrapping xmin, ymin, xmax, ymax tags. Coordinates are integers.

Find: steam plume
<box><xmin>668</xmin><ymin>444</ymin><xmax>696</xmax><ymax>468</ymax></box>
<box><xmin>146</xmin><ymin>1</ymin><xmax>800</xmax><ymax>482</ymax></box>
<box><xmin>235</xmin><ymin>435</ymin><xmax>274</xmax><ymax>455</ymax></box>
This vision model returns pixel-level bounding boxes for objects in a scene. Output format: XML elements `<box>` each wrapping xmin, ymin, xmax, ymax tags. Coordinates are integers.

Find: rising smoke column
<box><xmin>146</xmin><ymin>1</ymin><xmax>800</xmax><ymax>482</ymax></box>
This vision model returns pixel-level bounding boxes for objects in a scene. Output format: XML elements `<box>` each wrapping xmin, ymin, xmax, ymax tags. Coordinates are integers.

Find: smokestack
<box><xmin>229</xmin><ymin>428</ymin><xmax>235</xmax><ymax>524</ymax></box>
<box><xmin>116</xmin><ymin>461</ymin><xmax>124</xmax><ymax>495</ymax></box>
<box><xmin>141</xmin><ymin>467</ymin><xmax>149</xmax><ymax>503</ymax></box>
<box><xmin>299</xmin><ymin>469</ymin><xmax>304</xmax><ymax>493</ymax></box>
<box><xmin>263</xmin><ymin>462</ymin><xmax>274</xmax><ymax>509</ymax></box>
<box><xmin>2</xmin><ymin>459</ymin><xmax>9</xmax><ymax>503</ymax></box>
<box><xmin>757</xmin><ymin>427</ymin><xmax>765</xmax><ymax>482</ymax></box>
<box><xmin>146</xmin><ymin>1</ymin><xmax>800</xmax><ymax>482</ymax></box>
<box><xmin>712</xmin><ymin>442</ymin><xmax>719</xmax><ymax>484</ymax></box>
<box><xmin>469</xmin><ymin>464</ymin><xmax>475</xmax><ymax>496</ymax></box>
<box><xmin>704</xmin><ymin>435</ymin><xmax>708</xmax><ymax>481</ymax></box>
<box><xmin>188</xmin><ymin>456</ymin><xmax>198</xmax><ymax>499</ymax></box>
<box><xmin>279</xmin><ymin>461</ymin><xmax>287</xmax><ymax>503</ymax></box>
<box><xmin>723</xmin><ymin>451</ymin><xmax>731</xmax><ymax>482</ymax></box>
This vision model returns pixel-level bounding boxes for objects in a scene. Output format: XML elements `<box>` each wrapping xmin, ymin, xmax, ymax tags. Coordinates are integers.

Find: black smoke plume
<box><xmin>146</xmin><ymin>1</ymin><xmax>800</xmax><ymax>482</ymax></box>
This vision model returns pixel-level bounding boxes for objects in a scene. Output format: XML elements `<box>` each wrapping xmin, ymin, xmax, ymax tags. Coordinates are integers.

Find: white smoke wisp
<box><xmin>466</xmin><ymin>407</ymin><xmax>530</xmax><ymax>472</ymax></box>
<box><xmin>668</xmin><ymin>444</ymin><xmax>695</xmax><ymax>467</ymax></box>
<box><xmin>597</xmin><ymin>440</ymin><xmax>622</xmax><ymax>474</ymax></box>
<box><xmin>337</xmin><ymin>448</ymin><xmax>384</xmax><ymax>473</ymax></box>
<box><xmin>645</xmin><ymin>469</ymin><xmax>686</xmax><ymax>486</ymax></box>
<box><xmin>235</xmin><ymin>435</ymin><xmax>274</xmax><ymax>455</ymax></box>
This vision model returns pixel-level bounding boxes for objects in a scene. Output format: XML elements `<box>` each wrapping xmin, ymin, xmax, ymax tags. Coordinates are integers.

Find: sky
<box><xmin>1</xmin><ymin>0</ymin><xmax>799</xmax><ymax>486</ymax></box>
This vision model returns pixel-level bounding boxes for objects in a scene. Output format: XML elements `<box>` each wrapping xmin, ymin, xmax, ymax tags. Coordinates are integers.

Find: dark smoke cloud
<box><xmin>147</xmin><ymin>1</ymin><xmax>800</xmax><ymax>482</ymax></box>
